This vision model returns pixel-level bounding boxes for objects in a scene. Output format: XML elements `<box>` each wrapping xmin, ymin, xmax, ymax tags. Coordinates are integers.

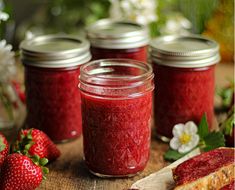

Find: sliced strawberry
<box><xmin>0</xmin><ymin>132</ymin><xmax>9</xmax><ymax>168</ymax></box>
<box><xmin>13</xmin><ymin>129</ymin><xmax>60</xmax><ymax>161</ymax></box>
<box><xmin>0</xmin><ymin>153</ymin><xmax>49</xmax><ymax>190</ymax></box>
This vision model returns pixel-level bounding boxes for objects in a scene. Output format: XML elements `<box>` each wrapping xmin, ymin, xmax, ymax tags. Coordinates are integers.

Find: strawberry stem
<box><xmin>13</xmin><ymin>129</ymin><xmax>35</xmax><ymax>156</ymax></box>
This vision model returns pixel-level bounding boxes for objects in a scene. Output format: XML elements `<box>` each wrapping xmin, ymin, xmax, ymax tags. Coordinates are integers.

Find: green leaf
<box><xmin>32</xmin><ymin>154</ymin><xmax>40</xmax><ymax>164</ymax></box>
<box><xmin>42</xmin><ymin>167</ymin><xmax>49</xmax><ymax>178</ymax></box>
<box><xmin>25</xmin><ymin>143</ymin><xmax>33</xmax><ymax>151</ymax></box>
<box><xmin>198</xmin><ymin>113</ymin><xmax>209</xmax><ymax>139</ymax></box>
<box><xmin>40</xmin><ymin>158</ymin><xmax>49</xmax><ymax>166</ymax></box>
<box><xmin>164</xmin><ymin>149</ymin><xmax>187</xmax><ymax>161</ymax></box>
<box><xmin>220</xmin><ymin>106</ymin><xmax>235</xmax><ymax>136</ymax></box>
<box><xmin>202</xmin><ymin>131</ymin><xmax>225</xmax><ymax>152</ymax></box>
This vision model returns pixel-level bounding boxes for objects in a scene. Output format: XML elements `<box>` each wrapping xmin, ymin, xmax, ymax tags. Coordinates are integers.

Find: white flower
<box><xmin>25</xmin><ymin>31</ymin><xmax>35</xmax><ymax>40</ymax></box>
<box><xmin>109</xmin><ymin>0</ymin><xmax>157</xmax><ymax>25</ymax></box>
<box><xmin>0</xmin><ymin>40</ymin><xmax>15</xmax><ymax>81</ymax></box>
<box><xmin>160</xmin><ymin>13</ymin><xmax>191</xmax><ymax>35</ymax></box>
<box><xmin>0</xmin><ymin>11</ymin><xmax>9</xmax><ymax>22</ymax></box>
<box><xmin>170</xmin><ymin>121</ymin><xmax>199</xmax><ymax>154</ymax></box>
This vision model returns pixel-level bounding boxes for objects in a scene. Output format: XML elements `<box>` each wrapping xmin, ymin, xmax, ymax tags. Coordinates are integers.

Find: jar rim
<box><xmin>79</xmin><ymin>59</ymin><xmax>154</xmax><ymax>99</ymax></box>
<box><xmin>80</xmin><ymin>59</ymin><xmax>153</xmax><ymax>82</ymax></box>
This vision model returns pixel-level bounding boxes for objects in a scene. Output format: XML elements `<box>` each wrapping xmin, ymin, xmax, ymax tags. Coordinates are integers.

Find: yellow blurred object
<box><xmin>203</xmin><ymin>0</ymin><xmax>234</xmax><ymax>63</ymax></box>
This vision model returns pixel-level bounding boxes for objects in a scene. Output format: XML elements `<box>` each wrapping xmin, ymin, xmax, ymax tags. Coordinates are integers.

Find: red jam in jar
<box><xmin>20</xmin><ymin>35</ymin><xmax>91</xmax><ymax>142</ymax></box>
<box><xmin>87</xmin><ymin>19</ymin><xmax>149</xmax><ymax>62</ymax></box>
<box><xmin>150</xmin><ymin>35</ymin><xmax>220</xmax><ymax>141</ymax></box>
<box><xmin>79</xmin><ymin>59</ymin><xmax>154</xmax><ymax>177</ymax></box>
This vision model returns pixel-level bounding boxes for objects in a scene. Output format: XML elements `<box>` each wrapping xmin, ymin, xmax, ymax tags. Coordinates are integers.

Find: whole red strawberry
<box><xmin>0</xmin><ymin>132</ymin><xmax>9</xmax><ymax>168</ymax></box>
<box><xmin>13</xmin><ymin>129</ymin><xmax>60</xmax><ymax>161</ymax></box>
<box><xmin>0</xmin><ymin>153</ymin><xmax>48</xmax><ymax>190</ymax></box>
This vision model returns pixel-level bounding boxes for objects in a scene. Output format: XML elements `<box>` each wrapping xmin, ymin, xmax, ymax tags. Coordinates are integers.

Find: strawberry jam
<box><xmin>24</xmin><ymin>66</ymin><xmax>82</xmax><ymax>142</ymax></box>
<box><xmin>153</xmin><ymin>65</ymin><xmax>215</xmax><ymax>139</ymax></box>
<box><xmin>150</xmin><ymin>35</ymin><xmax>220</xmax><ymax>141</ymax></box>
<box><xmin>20</xmin><ymin>35</ymin><xmax>91</xmax><ymax>142</ymax></box>
<box><xmin>90</xmin><ymin>46</ymin><xmax>147</xmax><ymax>62</ymax></box>
<box><xmin>79</xmin><ymin>59</ymin><xmax>154</xmax><ymax>177</ymax></box>
<box><xmin>173</xmin><ymin>148</ymin><xmax>235</xmax><ymax>186</ymax></box>
<box><xmin>87</xmin><ymin>19</ymin><xmax>149</xmax><ymax>62</ymax></box>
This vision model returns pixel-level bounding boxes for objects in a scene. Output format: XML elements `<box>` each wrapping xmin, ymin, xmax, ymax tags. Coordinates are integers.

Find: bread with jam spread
<box><xmin>172</xmin><ymin>147</ymin><xmax>235</xmax><ymax>190</ymax></box>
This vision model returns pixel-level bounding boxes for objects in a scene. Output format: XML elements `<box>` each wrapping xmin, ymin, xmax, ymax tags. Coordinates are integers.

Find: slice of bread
<box><xmin>172</xmin><ymin>147</ymin><xmax>235</xmax><ymax>190</ymax></box>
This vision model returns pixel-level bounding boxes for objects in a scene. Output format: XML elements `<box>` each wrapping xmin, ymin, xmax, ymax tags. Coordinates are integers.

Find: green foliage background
<box><xmin>2</xmin><ymin>0</ymin><xmax>223</xmax><ymax>42</ymax></box>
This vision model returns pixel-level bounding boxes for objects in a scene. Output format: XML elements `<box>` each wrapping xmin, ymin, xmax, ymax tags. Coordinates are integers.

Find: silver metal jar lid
<box><xmin>150</xmin><ymin>35</ymin><xmax>220</xmax><ymax>68</ymax></box>
<box><xmin>86</xmin><ymin>19</ymin><xmax>149</xmax><ymax>49</ymax></box>
<box><xmin>20</xmin><ymin>35</ymin><xmax>91</xmax><ymax>68</ymax></box>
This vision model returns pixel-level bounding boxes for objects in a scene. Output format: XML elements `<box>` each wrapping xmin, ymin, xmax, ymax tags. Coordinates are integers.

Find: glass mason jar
<box><xmin>20</xmin><ymin>35</ymin><xmax>91</xmax><ymax>142</ymax></box>
<box><xmin>150</xmin><ymin>35</ymin><xmax>220</xmax><ymax>142</ymax></box>
<box><xmin>86</xmin><ymin>19</ymin><xmax>149</xmax><ymax>62</ymax></box>
<box><xmin>79</xmin><ymin>59</ymin><xmax>154</xmax><ymax>177</ymax></box>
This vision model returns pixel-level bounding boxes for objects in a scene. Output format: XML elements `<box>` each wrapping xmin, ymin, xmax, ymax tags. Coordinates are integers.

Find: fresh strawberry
<box><xmin>0</xmin><ymin>153</ymin><xmax>48</xmax><ymax>190</ymax></box>
<box><xmin>0</xmin><ymin>132</ymin><xmax>9</xmax><ymax>168</ymax></box>
<box><xmin>13</xmin><ymin>129</ymin><xmax>60</xmax><ymax>161</ymax></box>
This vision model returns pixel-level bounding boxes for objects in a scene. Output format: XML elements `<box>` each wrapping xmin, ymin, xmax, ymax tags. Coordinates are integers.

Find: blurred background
<box><xmin>1</xmin><ymin>0</ymin><xmax>234</xmax><ymax>62</ymax></box>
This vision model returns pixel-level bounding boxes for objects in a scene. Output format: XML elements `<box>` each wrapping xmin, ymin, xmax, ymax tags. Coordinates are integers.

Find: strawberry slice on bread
<box><xmin>173</xmin><ymin>147</ymin><xmax>235</xmax><ymax>190</ymax></box>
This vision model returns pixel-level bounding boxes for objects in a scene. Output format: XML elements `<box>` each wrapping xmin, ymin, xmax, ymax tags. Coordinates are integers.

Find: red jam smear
<box><xmin>220</xmin><ymin>180</ymin><xmax>235</xmax><ymax>190</ymax></box>
<box><xmin>91</xmin><ymin>46</ymin><xmax>147</xmax><ymax>62</ymax></box>
<box><xmin>25</xmin><ymin>66</ymin><xmax>82</xmax><ymax>142</ymax></box>
<box><xmin>81</xmin><ymin>92</ymin><xmax>152</xmax><ymax>176</ymax></box>
<box><xmin>174</xmin><ymin>148</ymin><xmax>235</xmax><ymax>185</ymax></box>
<box><xmin>153</xmin><ymin>64</ymin><xmax>215</xmax><ymax>138</ymax></box>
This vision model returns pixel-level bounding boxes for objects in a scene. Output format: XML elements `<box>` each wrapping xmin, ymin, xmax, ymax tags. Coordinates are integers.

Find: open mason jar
<box><xmin>150</xmin><ymin>35</ymin><xmax>220</xmax><ymax>142</ymax></box>
<box><xmin>20</xmin><ymin>35</ymin><xmax>91</xmax><ymax>142</ymax></box>
<box><xmin>79</xmin><ymin>59</ymin><xmax>154</xmax><ymax>177</ymax></box>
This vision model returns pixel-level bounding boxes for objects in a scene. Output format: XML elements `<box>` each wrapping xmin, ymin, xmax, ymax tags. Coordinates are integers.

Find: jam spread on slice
<box><xmin>174</xmin><ymin>148</ymin><xmax>235</xmax><ymax>185</ymax></box>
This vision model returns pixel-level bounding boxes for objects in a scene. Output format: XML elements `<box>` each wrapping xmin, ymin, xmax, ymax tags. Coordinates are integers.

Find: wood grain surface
<box><xmin>35</xmin><ymin>63</ymin><xmax>234</xmax><ymax>190</ymax></box>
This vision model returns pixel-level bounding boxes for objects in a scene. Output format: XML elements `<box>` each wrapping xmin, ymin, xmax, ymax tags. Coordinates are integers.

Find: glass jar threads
<box><xmin>79</xmin><ymin>59</ymin><xmax>154</xmax><ymax>177</ymax></box>
<box><xmin>87</xmin><ymin>19</ymin><xmax>149</xmax><ymax>62</ymax></box>
<box><xmin>150</xmin><ymin>35</ymin><xmax>220</xmax><ymax>141</ymax></box>
<box><xmin>20</xmin><ymin>35</ymin><xmax>91</xmax><ymax>142</ymax></box>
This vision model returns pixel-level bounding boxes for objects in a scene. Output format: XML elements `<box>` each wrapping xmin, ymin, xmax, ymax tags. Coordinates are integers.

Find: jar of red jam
<box><xmin>20</xmin><ymin>35</ymin><xmax>91</xmax><ymax>142</ymax></box>
<box><xmin>150</xmin><ymin>35</ymin><xmax>220</xmax><ymax>142</ymax></box>
<box><xmin>79</xmin><ymin>59</ymin><xmax>154</xmax><ymax>177</ymax></box>
<box><xmin>87</xmin><ymin>19</ymin><xmax>149</xmax><ymax>62</ymax></box>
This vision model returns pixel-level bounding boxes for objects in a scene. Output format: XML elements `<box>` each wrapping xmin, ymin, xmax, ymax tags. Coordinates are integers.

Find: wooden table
<box><xmin>37</xmin><ymin>63</ymin><xmax>234</xmax><ymax>190</ymax></box>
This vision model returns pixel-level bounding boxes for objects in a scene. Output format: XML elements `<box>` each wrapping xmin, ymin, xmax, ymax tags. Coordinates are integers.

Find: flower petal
<box><xmin>185</xmin><ymin>121</ymin><xmax>198</xmax><ymax>134</ymax></box>
<box><xmin>172</xmin><ymin>123</ymin><xmax>185</xmax><ymax>137</ymax></box>
<box><xmin>190</xmin><ymin>134</ymin><xmax>200</xmax><ymax>148</ymax></box>
<box><xmin>170</xmin><ymin>137</ymin><xmax>181</xmax><ymax>150</ymax></box>
<box><xmin>178</xmin><ymin>144</ymin><xmax>192</xmax><ymax>153</ymax></box>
